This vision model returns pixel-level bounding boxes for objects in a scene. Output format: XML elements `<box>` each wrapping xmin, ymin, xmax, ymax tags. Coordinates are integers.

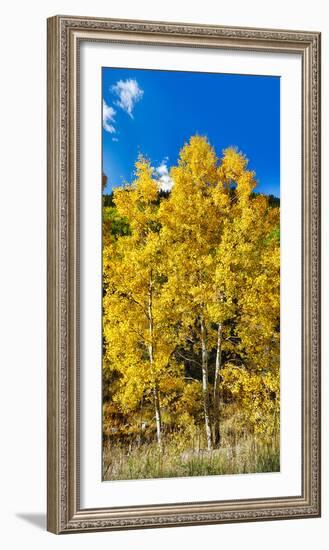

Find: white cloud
<box><xmin>156</xmin><ymin>161</ymin><xmax>174</xmax><ymax>192</ymax></box>
<box><xmin>103</xmin><ymin>100</ymin><xmax>116</xmax><ymax>133</ymax></box>
<box><xmin>111</xmin><ymin>79</ymin><xmax>144</xmax><ymax>118</ymax></box>
<box><xmin>157</xmin><ymin>163</ymin><xmax>168</xmax><ymax>177</ymax></box>
<box><xmin>112</xmin><ymin>137</ymin><xmax>119</xmax><ymax>142</ymax></box>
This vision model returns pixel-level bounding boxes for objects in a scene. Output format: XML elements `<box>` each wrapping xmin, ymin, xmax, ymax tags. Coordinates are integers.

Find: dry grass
<box><xmin>103</xmin><ymin>432</ymin><xmax>279</xmax><ymax>481</ymax></box>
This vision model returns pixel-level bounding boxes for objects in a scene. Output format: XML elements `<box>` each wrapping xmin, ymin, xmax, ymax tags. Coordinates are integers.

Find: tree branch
<box><xmin>120</xmin><ymin>292</ymin><xmax>148</xmax><ymax>318</ymax></box>
<box><xmin>176</xmin><ymin>351</ymin><xmax>202</xmax><ymax>367</ymax></box>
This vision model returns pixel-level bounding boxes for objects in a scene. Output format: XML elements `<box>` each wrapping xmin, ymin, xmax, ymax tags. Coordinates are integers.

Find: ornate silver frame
<box><xmin>47</xmin><ymin>15</ymin><xmax>321</xmax><ymax>533</ymax></box>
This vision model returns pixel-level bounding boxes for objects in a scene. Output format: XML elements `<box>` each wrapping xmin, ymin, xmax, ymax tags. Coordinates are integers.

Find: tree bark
<box><xmin>152</xmin><ymin>384</ymin><xmax>162</xmax><ymax>448</ymax></box>
<box><xmin>213</xmin><ymin>323</ymin><xmax>222</xmax><ymax>447</ymax></box>
<box><xmin>200</xmin><ymin>316</ymin><xmax>213</xmax><ymax>450</ymax></box>
<box><xmin>148</xmin><ymin>273</ymin><xmax>162</xmax><ymax>448</ymax></box>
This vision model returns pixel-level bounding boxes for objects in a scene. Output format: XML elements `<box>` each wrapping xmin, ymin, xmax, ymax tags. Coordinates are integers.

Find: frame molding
<box><xmin>47</xmin><ymin>15</ymin><xmax>321</xmax><ymax>534</ymax></box>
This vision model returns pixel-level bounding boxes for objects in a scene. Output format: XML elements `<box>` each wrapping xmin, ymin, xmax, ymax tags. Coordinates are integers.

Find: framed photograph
<box><xmin>47</xmin><ymin>15</ymin><xmax>321</xmax><ymax>533</ymax></box>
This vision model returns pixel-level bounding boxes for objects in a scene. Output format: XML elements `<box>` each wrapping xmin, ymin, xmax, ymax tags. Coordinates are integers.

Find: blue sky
<box><xmin>102</xmin><ymin>68</ymin><xmax>280</xmax><ymax>197</ymax></box>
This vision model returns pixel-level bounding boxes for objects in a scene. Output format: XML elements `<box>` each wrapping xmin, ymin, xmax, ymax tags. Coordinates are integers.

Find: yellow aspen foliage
<box><xmin>103</xmin><ymin>135</ymin><xmax>280</xmax><ymax>453</ymax></box>
<box><xmin>103</xmin><ymin>157</ymin><xmax>182</xmax><ymax>446</ymax></box>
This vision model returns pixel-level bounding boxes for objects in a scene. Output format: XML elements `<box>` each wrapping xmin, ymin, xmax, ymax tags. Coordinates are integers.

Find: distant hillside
<box><xmin>103</xmin><ymin>190</ymin><xmax>280</xmax><ymax>208</ymax></box>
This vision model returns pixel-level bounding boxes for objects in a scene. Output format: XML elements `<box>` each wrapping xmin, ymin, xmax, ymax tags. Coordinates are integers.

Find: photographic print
<box><xmin>47</xmin><ymin>16</ymin><xmax>320</xmax><ymax>532</ymax></box>
<box><xmin>102</xmin><ymin>67</ymin><xmax>280</xmax><ymax>481</ymax></box>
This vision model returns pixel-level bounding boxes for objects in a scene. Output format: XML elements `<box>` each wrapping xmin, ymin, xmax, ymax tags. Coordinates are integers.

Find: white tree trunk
<box><xmin>200</xmin><ymin>316</ymin><xmax>213</xmax><ymax>450</ymax></box>
<box><xmin>213</xmin><ymin>323</ymin><xmax>222</xmax><ymax>447</ymax></box>
<box><xmin>153</xmin><ymin>384</ymin><xmax>162</xmax><ymax>447</ymax></box>
<box><xmin>148</xmin><ymin>274</ymin><xmax>162</xmax><ymax>448</ymax></box>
